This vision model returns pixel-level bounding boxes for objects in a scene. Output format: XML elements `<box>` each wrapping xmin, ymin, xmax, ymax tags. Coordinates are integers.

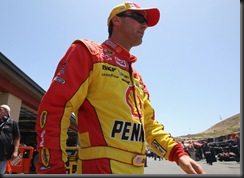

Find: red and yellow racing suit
<box><xmin>35</xmin><ymin>39</ymin><xmax>187</xmax><ymax>174</ymax></box>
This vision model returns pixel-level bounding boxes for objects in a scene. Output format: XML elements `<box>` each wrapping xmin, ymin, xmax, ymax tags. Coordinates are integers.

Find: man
<box><xmin>234</xmin><ymin>135</ymin><xmax>240</xmax><ymax>162</ymax></box>
<box><xmin>202</xmin><ymin>141</ymin><xmax>213</xmax><ymax>165</ymax></box>
<box><xmin>0</xmin><ymin>104</ymin><xmax>21</xmax><ymax>174</ymax></box>
<box><xmin>35</xmin><ymin>2</ymin><xmax>205</xmax><ymax>174</ymax></box>
<box><xmin>187</xmin><ymin>141</ymin><xmax>196</xmax><ymax>160</ymax></box>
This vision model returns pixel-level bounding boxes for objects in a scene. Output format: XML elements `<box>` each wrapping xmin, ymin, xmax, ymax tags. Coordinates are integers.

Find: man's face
<box><xmin>118</xmin><ymin>11</ymin><xmax>148</xmax><ymax>46</ymax></box>
<box><xmin>0</xmin><ymin>107</ymin><xmax>8</xmax><ymax>119</ymax></box>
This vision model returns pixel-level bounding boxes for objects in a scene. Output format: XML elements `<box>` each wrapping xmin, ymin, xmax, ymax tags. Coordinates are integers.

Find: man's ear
<box><xmin>111</xmin><ymin>15</ymin><xmax>121</xmax><ymax>26</ymax></box>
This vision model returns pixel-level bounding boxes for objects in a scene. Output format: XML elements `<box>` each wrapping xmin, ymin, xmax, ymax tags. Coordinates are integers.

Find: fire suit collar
<box><xmin>103</xmin><ymin>40</ymin><xmax>137</xmax><ymax>64</ymax></box>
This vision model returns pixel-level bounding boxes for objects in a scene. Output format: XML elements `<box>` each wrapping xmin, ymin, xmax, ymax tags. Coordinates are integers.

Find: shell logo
<box><xmin>41</xmin><ymin>147</ymin><xmax>50</xmax><ymax>167</ymax></box>
<box><xmin>126</xmin><ymin>86</ymin><xmax>143</xmax><ymax>118</ymax></box>
<box><xmin>40</xmin><ymin>111</ymin><xmax>47</xmax><ymax>128</ymax></box>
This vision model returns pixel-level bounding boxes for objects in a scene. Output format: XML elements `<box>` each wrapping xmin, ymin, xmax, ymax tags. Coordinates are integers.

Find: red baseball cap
<box><xmin>107</xmin><ymin>2</ymin><xmax>160</xmax><ymax>27</ymax></box>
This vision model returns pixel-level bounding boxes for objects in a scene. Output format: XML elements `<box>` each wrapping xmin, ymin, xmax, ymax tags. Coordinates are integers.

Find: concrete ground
<box><xmin>144</xmin><ymin>157</ymin><xmax>241</xmax><ymax>175</ymax></box>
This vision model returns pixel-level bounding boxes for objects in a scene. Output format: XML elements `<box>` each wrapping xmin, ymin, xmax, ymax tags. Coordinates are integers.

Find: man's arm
<box><xmin>35</xmin><ymin>41</ymin><xmax>94</xmax><ymax>174</ymax></box>
<box><xmin>12</xmin><ymin>135</ymin><xmax>20</xmax><ymax>159</ymax></box>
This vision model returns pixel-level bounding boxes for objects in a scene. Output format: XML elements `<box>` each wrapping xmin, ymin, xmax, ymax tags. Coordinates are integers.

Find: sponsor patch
<box><xmin>41</xmin><ymin>147</ymin><xmax>50</xmax><ymax>167</ymax></box>
<box><xmin>53</xmin><ymin>76</ymin><xmax>65</xmax><ymax>84</ymax></box>
<box><xmin>105</xmin><ymin>40</ymin><xmax>117</xmax><ymax>49</ymax></box>
<box><xmin>115</xmin><ymin>57</ymin><xmax>127</xmax><ymax>67</ymax></box>
<box><xmin>40</xmin><ymin>166</ymin><xmax>52</xmax><ymax>171</ymax></box>
<box><xmin>104</xmin><ymin>49</ymin><xmax>114</xmax><ymax>56</ymax></box>
<box><xmin>102</xmin><ymin>65</ymin><xmax>116</xmax><ymax>72</ymax></box>
<box><xmin>152</xmin><ymin>139</ymin><xmax>167</xmax><ymax>156</ymax></box>
<box><xmin>59</xmin><ymin>61</ymin><xmax>67</xmax><ymax>74</ymax></box>
<box><xmin>135</xmin><ymin>156</ymin><xmax>143</xmax><ymax>164</ymax></box>
<box><xmin>40</xmin><ymin>130</ymin><xmax>46</xmax><ymax>147</ymax></box>
<box><xmin>40</xmin><ymin>111</ymin><xmax>47</xmax><ymax>128</ymax></box>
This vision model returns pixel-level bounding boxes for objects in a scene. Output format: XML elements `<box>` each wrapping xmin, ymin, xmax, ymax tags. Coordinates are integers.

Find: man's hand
<box><xmin>11</xmin><ymin>150</ymin><xmax>19</xmax><ymax>160</ymax></box>
<box><xmin>178</xmin><ymin>155</ymin><xmax>205</xmax><ymax>174</ymax></box>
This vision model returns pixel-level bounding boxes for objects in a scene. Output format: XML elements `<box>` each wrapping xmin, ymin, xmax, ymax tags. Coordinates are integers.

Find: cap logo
<box><xmin>129</xmin><ymin>2</ymin><xmax>140</xmax><ymax>8</ymax></box>
<box><xmin>117</xmin><ymin>6</ymin><xmax>126</xmax><ymax>12</ymax></box>
<box><xmin>128</xmin><ymin>3</ymin><xmax>134</xmax><ymax>7</ymax></box>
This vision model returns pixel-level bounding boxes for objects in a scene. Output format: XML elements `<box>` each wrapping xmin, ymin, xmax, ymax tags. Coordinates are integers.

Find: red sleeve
<box><xmin>35</xmin><ymin>42</ymin><xmax>93</xmax><ymax>174</ymax></box>
<box><xmin>168</xmin><ymin>142</ymin><xmax>189</xmax><ymax>164</ymax></box>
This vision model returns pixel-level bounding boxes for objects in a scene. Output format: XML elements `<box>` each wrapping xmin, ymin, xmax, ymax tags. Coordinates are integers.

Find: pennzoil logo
<box><xmin>40</xmin><ymin>111</ymin><xmax>47</xmax><ymax>128</ymax></box>
<box><xmin>41</xmin><ymin>147</ymin><xmax>50</xmax><ymax>167</ymax></box>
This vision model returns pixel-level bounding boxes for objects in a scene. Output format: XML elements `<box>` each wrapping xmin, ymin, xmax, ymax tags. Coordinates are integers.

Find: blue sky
<box><xmin>0</xmin><ymin>0</ymin><xmax>240</xmax><ymax>137</ymax></box>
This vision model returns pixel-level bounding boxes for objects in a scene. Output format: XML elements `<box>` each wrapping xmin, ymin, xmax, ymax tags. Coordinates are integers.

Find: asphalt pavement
<box><xmin>144</xmin><ymin>156</ymin><xmax>241</xmax><ymax>176</ymax></box>
<box><xmin>3</xmin><ymin>156</ymin><xmax>241</xmax><ymax>177</ymax></box>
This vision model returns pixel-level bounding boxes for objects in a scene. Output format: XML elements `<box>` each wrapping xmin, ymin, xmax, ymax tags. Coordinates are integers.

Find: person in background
<box><xmin>144</xmin><ymin>149</ymin><xmax>148</xmax><ymax>167</ymax></box>
<box><xmin>187</xmin><ymin>141</ymin><xmax>196</xmax><ymax>161</ymax></box>
<box><xmin>234</xmin><ymin>135</ymin><xmax>240</xmax><ymax>162</ymax></box>
<box><xmin>181</xmin><ymin>141</ymin><xmax>190</xmax><ymax>156</ymax></box>
<box><xmin>195</xmin><ymin>144</ymin><xmax>203</xmax><ymax>161</ymax></box>
<box><xmin>0</xmin><ymin>104</ymin><xmax>21</xmax><ymax>174</ymax></box>
<box><xmin>202</xmin><ymin>142</ymin><xmax>213</xmax><ymax>165</ymax></box>
<box><xmin>35</xmin><ymin>2</ymin><xmax>205</xmax><ymax>174</ymax></box>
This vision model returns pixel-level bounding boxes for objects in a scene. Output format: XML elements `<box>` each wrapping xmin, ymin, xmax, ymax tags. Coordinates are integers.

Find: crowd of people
<box><xmin>144</xmin><ymin>137</ymin><xmax>240</xmax><ymax>168</ymax></box>
<box><xmin>180</xmin><ymin>139</ymin><xmax>240</xmax><ymax>166</ymax></box>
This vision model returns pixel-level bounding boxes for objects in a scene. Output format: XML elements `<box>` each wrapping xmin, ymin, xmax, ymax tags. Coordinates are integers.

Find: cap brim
<box><xmin>129</xmin><ymin>7</ymin><xmax>160</xmax><ymax>27</ymax></box>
